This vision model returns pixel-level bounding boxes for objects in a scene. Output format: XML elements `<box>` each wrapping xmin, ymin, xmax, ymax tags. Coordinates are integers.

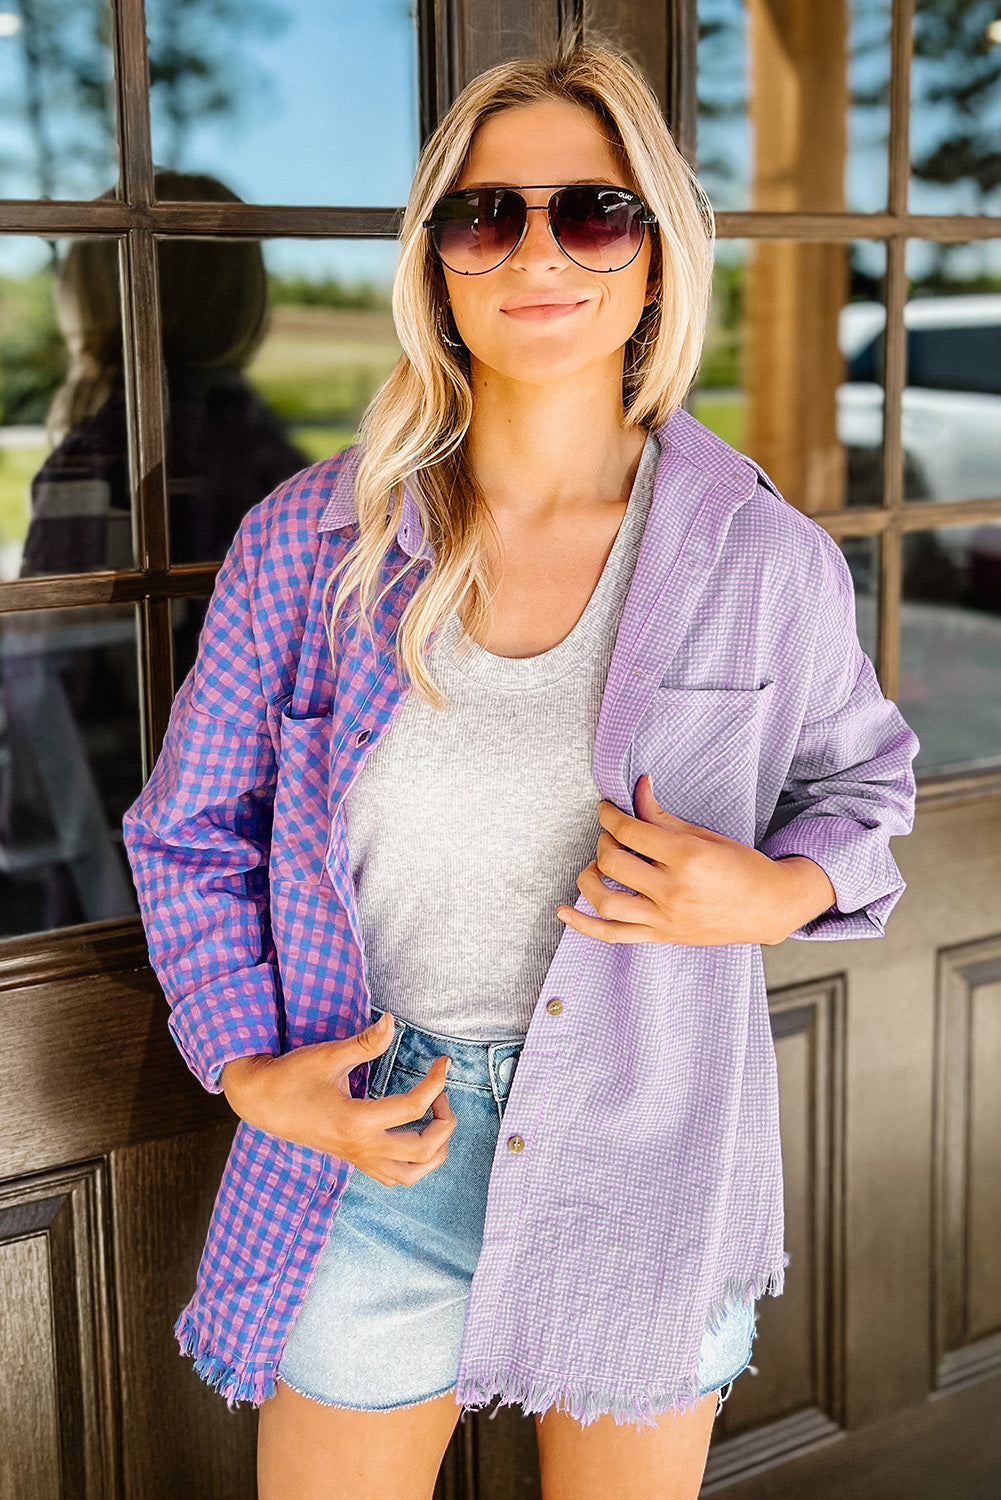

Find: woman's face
<box><xmin>440</xmin><ymin>99</ymin><xmax>657</xmax><ymax>386</ymax></box>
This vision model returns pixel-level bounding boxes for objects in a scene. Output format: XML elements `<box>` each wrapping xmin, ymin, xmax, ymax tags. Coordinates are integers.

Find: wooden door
<box><xmin>2</xmin><ymin>2</ymin><xmax>1000</xmax><ymax>1497</ymax></box>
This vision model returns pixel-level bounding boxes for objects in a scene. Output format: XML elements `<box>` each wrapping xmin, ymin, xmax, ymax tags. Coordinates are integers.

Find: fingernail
<box><xmin>445</xmin><ymin>1058</ymin><xmax>452</xmax><ymax>1073</ymax></box>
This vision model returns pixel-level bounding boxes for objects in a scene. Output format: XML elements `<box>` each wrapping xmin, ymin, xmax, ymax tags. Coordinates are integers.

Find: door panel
<box><xmin>0</xmin><ymin>924</ymin><xmax>253</xmax><ymax>1497</ymax></box>
<box><xmin>2</xmin><ymin>2</ymin><xmax>1000</xmax><ymax>1496</ymax></box>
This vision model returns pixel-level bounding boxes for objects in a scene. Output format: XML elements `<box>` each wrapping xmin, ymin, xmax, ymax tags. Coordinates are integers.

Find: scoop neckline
<box><xmin>439</xmin><ymin>427</ymin><xmax>660</xmax><ymax>690</ymax></box>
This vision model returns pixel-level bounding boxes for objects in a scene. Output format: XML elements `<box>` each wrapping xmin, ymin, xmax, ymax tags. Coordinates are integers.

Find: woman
<box><xmin>123</xmin><ymin>31</ymin><xmax>919</xmax><ymax>1500</ymax></box>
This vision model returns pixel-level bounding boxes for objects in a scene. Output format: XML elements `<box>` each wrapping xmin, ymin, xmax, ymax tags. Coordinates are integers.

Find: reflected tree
<box><xmin>0</xmin><ymin>0</ymin><xmax>291</xmax><ymax>203</ymax></box>
<box><xmin>912</xmin><ymin>0</ymin><xmax>1001</xmax><ymax>212</ymax></box>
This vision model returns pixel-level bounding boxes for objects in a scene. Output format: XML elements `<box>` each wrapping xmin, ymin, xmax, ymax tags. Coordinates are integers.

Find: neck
<box><xmin>464</xmin><ymin>360</ymin><xmax>648</xmax><ymax>524</ymax></box>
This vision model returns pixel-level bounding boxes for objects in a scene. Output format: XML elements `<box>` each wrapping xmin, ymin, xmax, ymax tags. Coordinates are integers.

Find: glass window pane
<box><xmin>690</xmin><ymin>239</ymin><xmax>888</xmax><ymax>515</ymax></box>
<box><xmin>159</xmin><ymin>234</ymin><xmax>402</xmax><ymax>567</ymax></box>
<box><xmin>0</xmin><ymin>602</ymin><xmax>142</xmax><ymax>940</ymax></box>
<box><xmin>171</xmin><ymin>595</ymin><xmax>210</xmax><ymax>695</ymax></box>
<box><xmin>697</xmin><ymin>0</ymin><xmax>892</xmax><ymax>214</ymax></box>
<box><xmin>0</xmin><ymin>0</ymin><xmax>118</xmax><ymax>201</ymax></box>
<box><xmin>910</xmin><ymin>1</ymin><xmax>1001</xmax><ymax>215</ymax></box>
<box><xmin>146</xmin><ymin>0</ymin><xmax>419</xmax><ymax>207</ymax></box>
<box><xmin>840</xmin><ymin>532</ymin><xmax>879</xmax><ymax>665</ymax></box>
<box><xmin>902</xmin><ymin>239</ymin><xmax>1001</xmax><ymax>503</ymax></box>
<box><xmin>0</xmin><ymin>235</ymin><xmax>133</xmax><ymax>581</ymax></box>
<box><xmin>900</xmin><ymin>522</ymin><xmax>1001</xmax><ymax>775</ymax></box>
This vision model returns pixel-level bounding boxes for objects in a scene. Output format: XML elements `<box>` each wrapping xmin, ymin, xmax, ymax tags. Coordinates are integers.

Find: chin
<box><xmin>484</xmin><ymin>351</ymin><xmax>598</xmax><ymax>383</ymax></box>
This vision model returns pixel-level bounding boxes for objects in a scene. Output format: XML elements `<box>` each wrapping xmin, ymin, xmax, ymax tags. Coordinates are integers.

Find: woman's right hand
<box><xmin>219</xmin><ymin>1012</ymin><xmax>456</xmax><ymax>1186</ymax></box>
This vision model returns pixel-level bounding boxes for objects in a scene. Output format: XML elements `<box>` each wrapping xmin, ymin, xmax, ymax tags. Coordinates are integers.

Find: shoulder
<box><xmin>238</xmin><ymin>447</ymin><xmax>355</xmax><ymax>560</ymax></box>
<box><xmin>658</xmin><ymin>406</ymin><xmax>839</xmax><ymax>592</ymax></box>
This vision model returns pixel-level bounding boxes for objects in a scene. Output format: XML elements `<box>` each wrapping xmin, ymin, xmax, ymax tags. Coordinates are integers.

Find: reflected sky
<box><xmin>0</xmin><ymin>0</ymin><xmax>417</xmax><ymax>284</ymax></box>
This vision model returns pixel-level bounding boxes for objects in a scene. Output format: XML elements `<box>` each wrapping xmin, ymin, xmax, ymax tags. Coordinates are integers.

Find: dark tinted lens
<box><xmin>552</xmin><ymin>186</ymin><xmax>646</xmax><ymax>271</ymax></box>
<box><xmin>430</xmin><ymin>189</ymin><xmax>525</xmax><ymax>273</ymax></box>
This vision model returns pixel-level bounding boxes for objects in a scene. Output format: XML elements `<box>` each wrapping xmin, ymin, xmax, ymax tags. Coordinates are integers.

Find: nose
<box><xmin>510</xmin><ymin>199</ymin><xmax>564</xmax><ymax>269</ymax></box>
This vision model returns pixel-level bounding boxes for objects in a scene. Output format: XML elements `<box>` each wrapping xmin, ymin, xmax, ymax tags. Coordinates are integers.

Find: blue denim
<box><xmin>277</xmin><ymin>1008</ymin><xmax>758</xmax><ymax>1416</ymax></box>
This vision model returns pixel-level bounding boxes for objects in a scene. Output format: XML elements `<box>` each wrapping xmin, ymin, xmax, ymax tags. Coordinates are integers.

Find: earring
<box><xmin>441</xmin><ymin>301</ymin><xmax>466</xmax><ymax>350</ymax></box>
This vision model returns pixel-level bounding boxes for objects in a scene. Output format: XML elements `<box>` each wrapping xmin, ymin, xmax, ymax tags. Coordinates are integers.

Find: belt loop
<box><xmin>368</xmin><ymin>1011</ymin><xmax>404</xmax><ymax>1096</ymax></box>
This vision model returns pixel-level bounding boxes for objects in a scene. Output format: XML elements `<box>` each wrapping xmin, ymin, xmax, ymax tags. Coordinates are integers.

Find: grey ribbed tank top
<box><xmin>341</xmin><ymin>427</ymin><xmax>661</xmax><ymax>1041</ymax></box>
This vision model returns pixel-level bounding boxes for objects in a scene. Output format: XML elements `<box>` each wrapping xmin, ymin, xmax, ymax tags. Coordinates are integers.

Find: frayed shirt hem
<box><xmin>175</xmin><ymin>1307</ymin><xmax>278</xmax><ymax>1411</ymax></box>
<box><xmin>454</xmin><ymin>1254</ymin><xmax>789</xmax><ymax>1432</ymax></box>
<box><xmin>173</xmin><ymin>1252</ymin><xmax>790</xmax><ymax>1420</ymax></box>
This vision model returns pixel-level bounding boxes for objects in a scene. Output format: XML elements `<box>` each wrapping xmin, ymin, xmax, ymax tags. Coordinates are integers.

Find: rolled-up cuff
<box><xmin>166</xmin><ymin>965</ymin><xmax>282</xmax><ymax>1093</ymax></box>
<box><xmin>760</xmin><ymin>814</ymin><xmax>906</xmax><ymax>941</ymax></box>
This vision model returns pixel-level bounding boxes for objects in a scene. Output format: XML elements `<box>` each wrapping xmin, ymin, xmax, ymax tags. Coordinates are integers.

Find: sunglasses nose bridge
<box><xmin>511</xmin><ymin>197</ymin><xmax>566</xmax><ymax>262</ymax></box>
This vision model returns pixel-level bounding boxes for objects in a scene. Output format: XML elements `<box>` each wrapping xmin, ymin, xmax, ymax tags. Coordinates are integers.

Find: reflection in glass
<box><xmin>900</xmin><ymin>523</ymin><xmax>1001</xmax><ymax>774</ymax></box>
<box><xmin>910</xmin><ymin>1</ymin><xmax>1001</xmax><ymax>216</ymax></box>
<box><xmin>171</xmin><ymin>595</ymin><xmax>210</xmax><ymax>696</ymax></box>
<box><xmin>152</xmin><ymin>172</ymin><xmax>315</xmax><ymax>566</ymax></box>
<box><xmin>697</xmin><ymin>0</ymin><xmax>892</xmax><ymax>214</ymax></box>
<box><xmin>690</xmin><ymin>240</ymin><xmax>887</xmax><ymax>514</ymax></box>
<box><xmin>160</xmin><ymin>219</ymin><xmax>403</xmax><ymax>566</ymax></box>
<box><xmin>0</xmin><ymin>0</ymin><xmax>118</xmax><ymax>200</ymax></box>
<box><xmin>901</xmin><ymin>241</ymin><xmax>1001</xmax><ymax>503</ymax></box>
<box><xmin>840</xmin><ymin>533</ymin><xmax>879</xmax><ymax>665</ymax></box>
<box><xmin>0</xmin><ymin>602</ymin><xmax>142</xmax><ymax>939</ymax></box>
<box><xmin>1</xmin><ymin>178</ymin><xmax>399</xmax><ymax>579</ymax></box>
<box><xmin>0</xmin><ymin>235</ymin><xmax>131</xmax><ymax>582</ymax></box>
<box><xmin>146</xmin><ymin>0</ymin><xmax>419</xmax><ymax>208</ymax></box>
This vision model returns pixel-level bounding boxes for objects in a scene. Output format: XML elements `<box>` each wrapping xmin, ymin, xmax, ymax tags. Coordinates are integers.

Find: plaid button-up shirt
<box><xmin>122</xmin><ymin>405</ymin><xmax>919</xmax><ymax>1426</ymax></box>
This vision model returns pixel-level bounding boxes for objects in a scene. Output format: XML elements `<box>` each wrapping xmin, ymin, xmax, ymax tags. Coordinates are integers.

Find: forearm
<box><xmin>763</xmin><ymin>855</ymin><xmax>838</xmax><ymax>945</ymax></box>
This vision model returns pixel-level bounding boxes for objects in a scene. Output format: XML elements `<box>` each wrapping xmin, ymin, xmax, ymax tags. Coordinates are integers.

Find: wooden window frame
<box><xmin>671</xmin><ymin>0</ymin><xmax>1001</xmax><ymax>809</ymax></box>
<box><xmin>0</xmin><ymin>0</ymin><xmax>995</xmax><ymax>827</ymax></box>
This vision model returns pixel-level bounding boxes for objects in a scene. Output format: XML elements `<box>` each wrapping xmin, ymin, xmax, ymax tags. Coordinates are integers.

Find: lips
<box><xmin>500</xmin><ymin>298</ymin><xmax>588</xmax><ymax>322</ymax></box>
<box><xmin>501</xmin><ymin>295</ymin><xmax>587</xmax><ymax>311</ymax></box>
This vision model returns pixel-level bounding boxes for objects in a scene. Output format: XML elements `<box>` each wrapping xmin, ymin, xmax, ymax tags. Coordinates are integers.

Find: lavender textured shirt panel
<box><xmin>121</xmin><ymin>405</ymin><xmax>920</xmax><ymax>1426</ymax></box>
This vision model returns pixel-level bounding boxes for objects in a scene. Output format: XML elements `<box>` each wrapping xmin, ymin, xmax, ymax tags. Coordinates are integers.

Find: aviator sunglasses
<box><xmin>423</xmin><ymin>183</ymin><xmax>658</xmax><ymax>275</ymax></box>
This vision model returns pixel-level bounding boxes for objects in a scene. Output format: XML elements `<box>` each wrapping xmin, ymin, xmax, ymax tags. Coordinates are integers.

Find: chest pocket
<box><xmin>271</xmin><ymin>707</ymin><xmax>333</xmax><ymax>885</ymax></box>
<box><xmin>626</xmin><ymin>681</ymin><xmax>775</xmax><ymax>844</ymax></box>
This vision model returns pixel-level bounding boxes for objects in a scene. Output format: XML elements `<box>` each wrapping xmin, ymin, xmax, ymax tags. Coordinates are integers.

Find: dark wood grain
<box><xmin>111</xmin><ymin>1127</ymin><xmax>256</xmax><ymax>1499</ymax></box>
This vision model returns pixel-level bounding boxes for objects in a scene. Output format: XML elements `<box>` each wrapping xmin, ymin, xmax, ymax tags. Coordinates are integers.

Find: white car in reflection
<box><xmin>839</xmin><ymin>293</ymin><xmax>1001</xmax><ymax>502</ymax></box>
<box><xmin>838</xmin><ymin>293</ymin><xmax>1001</xmax><ymax>614</ymax></box>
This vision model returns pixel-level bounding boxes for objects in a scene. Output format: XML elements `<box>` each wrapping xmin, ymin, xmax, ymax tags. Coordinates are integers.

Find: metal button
<box><xmin>496</xmin><ymin>1053</ymin><xmax>516</xmax><ymax>1086</ymax></box>
<box><xmin>546</xmin><ymin>997</ymin><xmax>563</xmax><ymax>1015</ymax></box>
<box><xmin>506</xmin><ymin>1134</ymin><xmax>525</xmax><ymax>1152</ymax></box>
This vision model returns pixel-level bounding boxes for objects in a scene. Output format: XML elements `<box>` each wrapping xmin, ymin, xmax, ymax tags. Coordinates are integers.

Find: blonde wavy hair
<box><xmin>323</xmin><ymin>25</ymin><xmax>716</xmax><ymax>709</ymax></box>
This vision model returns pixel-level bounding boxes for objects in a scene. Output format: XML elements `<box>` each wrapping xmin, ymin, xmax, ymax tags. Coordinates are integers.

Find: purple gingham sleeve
<box><xmin>758</xmin><ymin>524</ymin><xmax>920</xmax><ymax>940</ymax></box>
<box><xmin>122</xmin><ymin>514</ymin><xmax>282</xmax><ymax>1092</ymax></box>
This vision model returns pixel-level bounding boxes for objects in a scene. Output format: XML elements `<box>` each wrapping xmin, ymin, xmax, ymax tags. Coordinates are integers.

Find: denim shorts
<box><xmin>277</xmin><ymin>1007</ymin><xmax>758</xmax><ymax>1418</ymax></box>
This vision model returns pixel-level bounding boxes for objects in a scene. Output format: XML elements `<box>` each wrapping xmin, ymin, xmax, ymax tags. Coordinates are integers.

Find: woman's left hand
<box><xmin>555</xmin><ymin>774</ymin><xmax>836</xmax><ymax>947</ymax></box>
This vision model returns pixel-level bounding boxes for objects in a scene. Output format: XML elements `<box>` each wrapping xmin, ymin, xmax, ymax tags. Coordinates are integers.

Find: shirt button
<box><xmin>546</xmin><ymin>997</ymin><xmax>563</xmax><ymax>1014</ymax></box>
<box><xmin>506</xmin><ymin>1135</ymin><xmax>525</xmax><ymax>1152</ymax></box>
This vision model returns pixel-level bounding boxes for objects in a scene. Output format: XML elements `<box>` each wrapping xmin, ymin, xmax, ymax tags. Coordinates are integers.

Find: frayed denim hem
<box><xmin>276</xmin><ymin>1373</ymin><xmax>460</xmax><ymax>1413</ymax></box>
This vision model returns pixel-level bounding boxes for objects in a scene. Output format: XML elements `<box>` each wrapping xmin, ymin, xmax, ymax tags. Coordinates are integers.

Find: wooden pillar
<box><xmin>745</xmin><ymin>0</ymin><xmax>851</xmax><ymax>515</ymax></box>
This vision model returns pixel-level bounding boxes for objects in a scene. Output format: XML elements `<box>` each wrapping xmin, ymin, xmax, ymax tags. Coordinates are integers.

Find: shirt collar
<box><xmin>314</xmin><ymin>408</ymin><xmax>765</xmax><ymax>563</ymax></box>
<box><xmin>317</xmin><ymin>444</ymin><xmax>434</xmax><ymax>561</ymax></box>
